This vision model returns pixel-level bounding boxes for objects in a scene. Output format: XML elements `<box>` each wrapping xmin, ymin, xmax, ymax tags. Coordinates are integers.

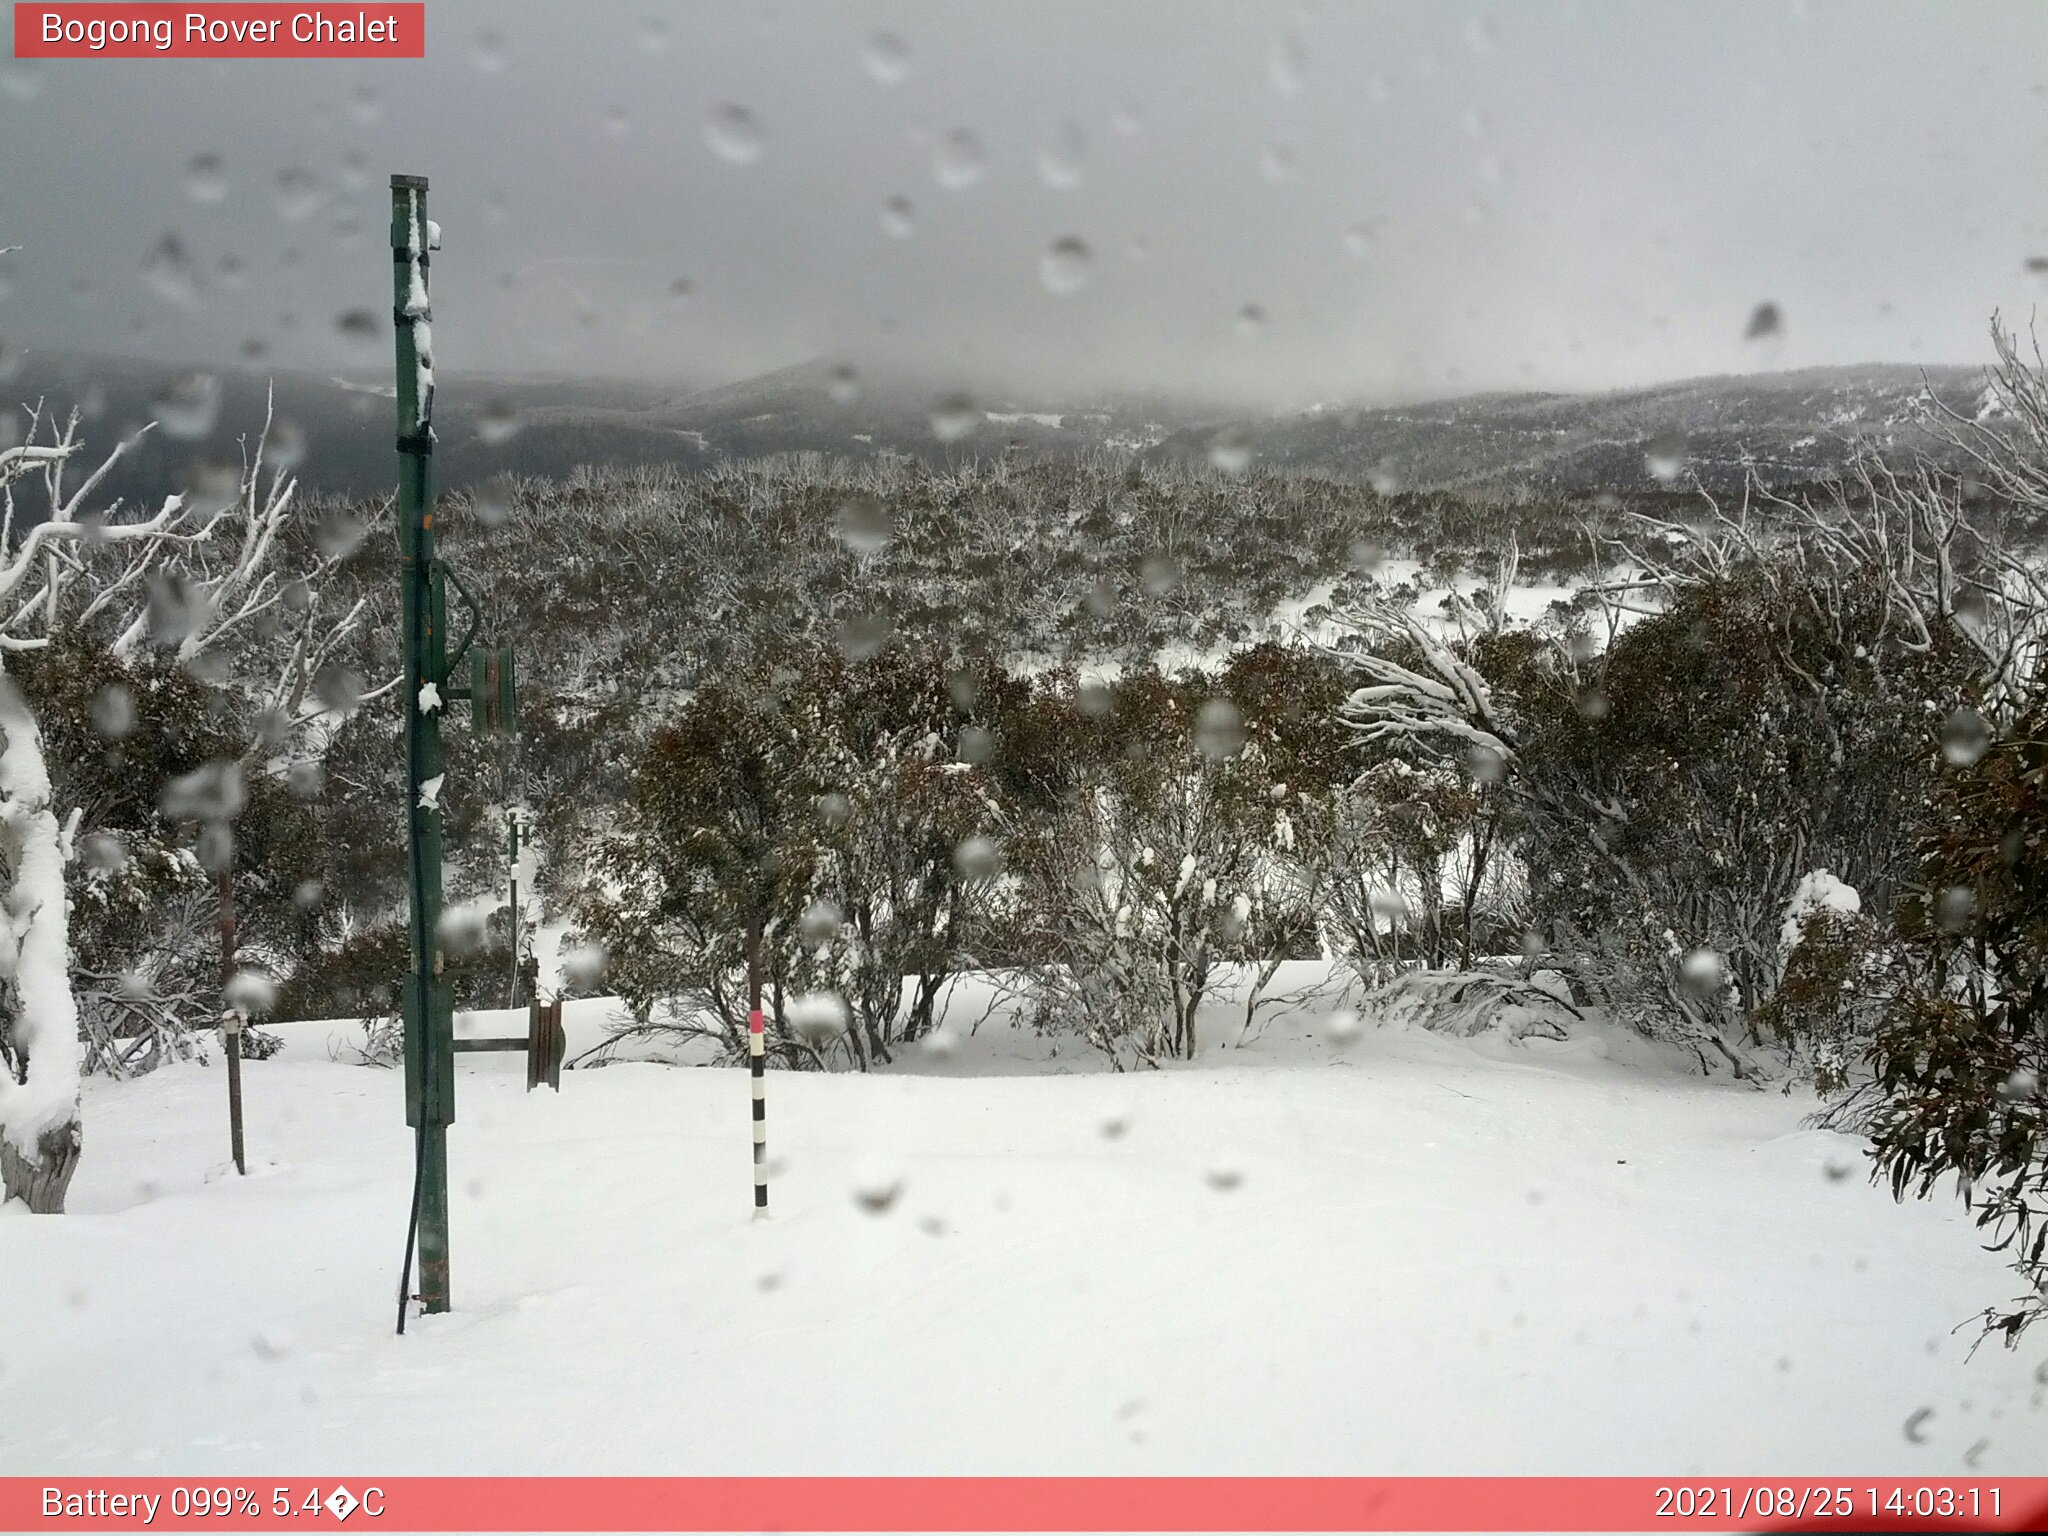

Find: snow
<box><xmin>0</xmin><ymin>676</ymin><xmax>82</xmax><ymax>1153</ymax></box>
<box><xmin>416</xmin><ymin>682</ymin><xmax>442</xmax><ymax>715</ymax></box>
<box><xmin>402</xmin><ymin>191</ymin><xmax>435</xmax><ymax>436</ymax></box>
<box><xmin>416</xmin><ymin>773</ymin><xmax>444</xmax><ymax>811</ymax></box>
<box><xmin>3</xmin><ymin>965</ymin><xmax>2044</xmax><ymax>1476</ymax></box>
<box><xmin>1780</xmin><ymin>869</ymin><xmax>1862</xmax><ymax>953</ymax></box>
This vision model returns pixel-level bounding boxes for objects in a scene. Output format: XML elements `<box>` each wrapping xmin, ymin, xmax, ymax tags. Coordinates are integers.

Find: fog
<box><xmin>4</xmin><ymin>0</ymin><xmax>2046</xmax><ymax>405</ymax></box>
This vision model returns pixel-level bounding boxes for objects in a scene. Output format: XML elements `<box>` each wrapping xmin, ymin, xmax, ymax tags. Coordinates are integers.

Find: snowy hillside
<box><xmin>5</xmin><ymin>971</ymin><xmax>2042</xmax><ymax>1478</ymax></box>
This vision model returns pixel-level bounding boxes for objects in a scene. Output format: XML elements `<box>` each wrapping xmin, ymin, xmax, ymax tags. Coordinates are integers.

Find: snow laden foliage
<box><xmin>0</xmin><ymin>396</ymin><xmax>360</xmax><ymax>1211</ymax></box>
<box><xmin>577</xmin><ymin>647</ymin><xmax>1033</xmax><ymax>1069</ymax></box>
<box><xmin>1332</xmin><ymin>317</ymin><xmax>2048</xmax><ymax>1341</ymax></box>
<box><xmin>1367</xmin><ymin>966</ymin><xmax>1581</xmax><ymax>1042</ymax></box>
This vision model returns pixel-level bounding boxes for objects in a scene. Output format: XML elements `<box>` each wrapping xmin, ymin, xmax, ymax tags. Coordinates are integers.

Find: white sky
<box><xmin>3</xmin><ymin>0</ymin><xmax>2046</xmax><ymax>405</ymax></box>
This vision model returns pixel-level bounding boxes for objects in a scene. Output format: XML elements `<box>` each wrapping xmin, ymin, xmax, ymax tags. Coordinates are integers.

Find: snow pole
<box><xmin>392</xmin><ymin>171</ymin><xmax>452</xmax><ymax>1325</ymax></box>
<box><xmin>748</xmin><ymin>914</ymin><xmax>768</xmax><ymax>1216</ymax></box>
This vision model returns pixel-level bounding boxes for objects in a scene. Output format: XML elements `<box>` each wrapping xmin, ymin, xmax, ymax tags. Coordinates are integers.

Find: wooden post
<box><xmin>219</xmin><ymin>864</ymin><xmax>245</xmax><ymax>1177</ymax></box>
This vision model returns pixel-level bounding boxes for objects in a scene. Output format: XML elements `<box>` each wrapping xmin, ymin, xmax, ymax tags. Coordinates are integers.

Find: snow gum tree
<box><xmin>2</xmin><ymin>400</ymin><xmax>347</xmax><ymax>1211</ymax></box>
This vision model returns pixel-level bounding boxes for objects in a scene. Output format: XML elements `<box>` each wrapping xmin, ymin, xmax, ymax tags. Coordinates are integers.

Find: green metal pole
<box><xmin>392</xmin><ymin>172</ymin><xmax>451</xmax><ymax>1316</ymax></box>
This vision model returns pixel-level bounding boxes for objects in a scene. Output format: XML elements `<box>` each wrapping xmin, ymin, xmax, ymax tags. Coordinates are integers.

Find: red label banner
<box><xmin>11</xmin><ymin>4</ymin><xmax>425</xmax><ymax>58</ymax></box>
<box><xmin>4</xmin><ymin>1477</ymin><xmax>2048</xmax><ymax>1533</ymax></box>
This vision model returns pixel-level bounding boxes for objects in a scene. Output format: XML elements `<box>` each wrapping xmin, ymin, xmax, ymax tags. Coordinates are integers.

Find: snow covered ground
<box><xmin>4</xmin><ymin>968</ymin><xmax>2044</xmax><ymax>1478</ymax></box>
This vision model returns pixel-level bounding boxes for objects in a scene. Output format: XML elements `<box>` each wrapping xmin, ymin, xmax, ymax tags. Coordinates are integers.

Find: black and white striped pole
<box><xmin>748</xmin><ymin>914</ymin><xmax>768</xmax><ymax>1217</ymax></box>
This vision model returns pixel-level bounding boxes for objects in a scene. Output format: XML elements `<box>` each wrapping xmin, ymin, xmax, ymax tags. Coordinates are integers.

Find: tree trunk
<box><xmin>0</xmin><ymin>1117</ymin><xmax>81</xmax><ymax>1212</ymax></box>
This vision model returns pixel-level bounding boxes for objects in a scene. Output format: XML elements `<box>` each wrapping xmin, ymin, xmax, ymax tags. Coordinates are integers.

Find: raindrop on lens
<box><xmin>929</xmin><ymin>392</ymin><xmax>981</xmax><ymax>442</ymax></box>
<box><xmin>266</xmin><ymin>418</ymin><xmax>307</xmax><ymax>472</ymax></box>
<box><xmin>932</xmin><ymin>129</ymin><xmax>986</xmax><ymax>190</ymax></box>
<box><xmin>836</xmin><ymin>614</ymin><xmax>894</xmax><ymax>660</ymax></box>
<box><xmin>316</xmin><ymin>510</ymin><xmax>367</xmax><ymax>560</ymax></box>
<box><xmin>798</xmin><ymin>900</ymin><xmax>843</xmax><ymax>947</ymax></box>
<box><xmin>1195</xmin><ymin>698</ymin><xmax>1246</xmax><ymax>760</ymax></box>
<box><xmin>834</xmin><ymin>496</ymin><xmax>892</xmax><ymax>553</ymax></box>
<box><xmin>1680</xmin><ymin>948</ymin><xmax>1724</xmax><ymax>995</ymax></box>
<box><xmin>91</xmin><ymin>683</ymin><xmax>137</xmax><ymax>739</ymax></box>
<box><xmin>272</xmin><ymin>167</ymin><xmax>322</xmax><ymax>222</ymax></box>
<box><xmin>1037</xmin><ymin>120</ymin><xmax>1088</xmax><ymax>189</ymax></box>
<box><xmin>1267</xmin><ymin>32</ymin><xmax>1306</xmax><ymax>95</ymax></box>
<box><xmin>1236</xmin><ymin>302</ymin><xmax>1267</xmax><ymax>338</ymax></box>
<box><xmin>861</xmin><ymin>30</ymin><xmax>911</xmax><ymax>85</ymax></box>
<box><xmin>879</xmin><ymin>196</ymin><xmax>916</xmax><ymax>240</ymax></box>
<box><xmin>562</xmin><ymin>942</ymin><xmax>608</xmax><ymax>991</ymax></box>
<box><xmin>1644</xmin><ymin>430</ymin><xmax>1688</xmax><ymax>484</ymax></box>
<box><xmin>311</xmin><ymin>663</ymin><xmax>366</xmax><ymax>717</ymax></box>
<box><xmin>184</xmin><ymin>154</ymin><xmax>228</xmax><ymax>205</ymax></box>
<box><xmin>1934</xmin><ymin>885</ymin><xmax>1977</xmax><ymax>934</ymax></box>
<box><xmin>1343</xmin><ymin>218</ymin><xmax>1381</xmax><ymax>257</ymax></box>
<box><xmin>1207</xmin><ymin>429</ymin><xmax>1251</xmax><ymax>474</ymax></box>
<box><xmin>472</xmin><ymin>30</ymin><xmax>507</xmax><ymax>73</ymax></box>
<box><xmin>476</xmin><ymin>399</ymin><xmax>521</xmax><ymax>446</ymax></box>
<box><xmin>957</xmin><ymin>725</ymin><xmax>995</xmax><ymax>765</ymax></box>
<box><xmin>151</xmin><ymin>372</ymin><xmax>221</xmax><ymax>439</ymax></box>
<box><xmin>953</xmin><ymin>834</ymin><xmax>1003</xmax><ymax>880</ymax></box>
<box><xmin>1039</xmin><ymin>236</ymin><xmax>1092</xmax><ymax>296</ymax></box>
<box><xmin>705</xmin><ymin>104</ymin><xmax>765</xmax><ymax>164</ymax></box>
<box><xmin>790</xmin><ymin>993</ymin><xmax>851</xmax><ymax>1048</ymax></box>
<box><xmin>827</xmin><ymin>364</ymin><xmax>859</xmax><ymax>405</ymax></box>
<box><xmin>1744</xmin><ymin>301</ymin><xmax>1783</xmax><ymax>341</ymax></box>
<box><xmin>1940</xmin><ymin>707</ymin><xmax>1990</xmax><ymax>766</ymax></box>
<box><xmin>851</xmin><ymin>1158</ymin><xmax>904</xmax><ymax>1212</ymax></box>
<box><xmin>142</xmin><ymin>233</ymin><xmax>201</xmax><ymax>310</ymax></box>
<box><xmin>1260</xmin><ymin>141</ymin><xmax>1301</xmax><ymax>182</ymax></box>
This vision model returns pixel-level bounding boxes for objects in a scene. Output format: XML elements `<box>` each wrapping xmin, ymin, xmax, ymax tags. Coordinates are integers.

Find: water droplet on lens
<box><xmin>827</xmin><ymin>364</ymin><xmax>859</xmax><ymax>405</ymax></box>
<box><xmin>476</xmin><ymin>399</ymin><xmax>521</xmax><ymax>446</ymax></box>
<box><xmin>1679</xmin><ymin>948</ymin><xmax>1724</xmax><ymax>994</ymax></box>
<box><xmin>929</xmin><ymin>392</ymin><xmax>981</xmax><ymax>442</ymax></box>
<box><xmin>1940</xmin><ymin>707</ymin><xmax>1990</xmax><ymax>766</ymax></box>
<box><xmin>91</xmin><ymin>683</ymin><xmax>137</xmax><ymax>739</ymax></box>
<box><xmin>932</xmin><ymin>128</ymin><xmax>986</xmax><ymax>190</ymax></box>
<box><xmin>1039</xmin><ymin>236</ymin><xmax>1091</xmax><ymax>295</ymax></box>
<box><xmin>151</xmin><ymin>372</ymin><xmax>221</xmax><ymax>439</ymax></box>
<box><xmin>1037</xmin><ymin>119</ymin><xmax>1088</xmax><ymax>189</ymax></box>
<box><xmin>953</xmin><ymin>834</ymin><xmax>1003</xmax><ymax>880</ymax></box>
<box><xmin>1195</xmin><ymin>698</ymin><xmax>1246</xmax><ymax>760</ymax></box>
<box><xmin>790</xmin><ymin>992</ymin><xmax>851</xmax><ymax>1048</ymax></box>
<box><xmin>834</xmin><ymin>495</ymin><xmax>892</xmax><ymax>553</ymax></box>
<box><xmin>1343</xmin><ymin>218</ymin><xmax>1381</xmax><ymax>256</ymax></box>
<box><xmin>272</xmin><ymin>166</ymin><xmax>322</xmax><ymax>222</ymax></box>
<box><xmin>1235</xmin><ymin>302</ymin><xmax>1267</xmax><ymax>338</ymax></box>
<box><xmin>1259</xmin><ymin>141</ymin><xmax>1301</xmax><ymax>181</ymax></box>
<box><xmin>1207</xmin><ymin>428</ymin><xmax>1251</xmax><ymax>474</ymax></box>
<box><xmin>1744</xmin><ymin>301</ymin><xmax>1783</xmax><ymax>341</ymax></box>
<box><xmin>1644</xmin><ymin>430</ymin><xmax>1688</xmax><ymax>484</ymax></box>
<box><xmin>798</xmin><ymin>900</ymin><xmax>843</xmax><ymax>946</ymax></box>
<box><xmin>862</xmin><ymin>30</ymin><xmax>912</xmax><ymax>85</ymax></box>
<box><xmin>142</xmin><ymin>232</ymin><xmax>201</xmax><ymax>311</ymax></box>
<box><xmin>836</xmin><ymin>614</ymin><xmax>894</xmax><ymax>660</ymax></box>
<box><xmin>705</xmin><ymin>103</ymin><xmax>765</xmax><ymax>164</ymax></box>
<box><xmin>851</xmin><ymin>1157</ymin><xmax>904</xmax><ymax>1212</ymax></box>
<box><xmin>185</xmin><ymin>154</ymin><xmax>227</xmax><ymax>206</ymax></box>
<box><xmin>1267</xmin><ymin>32</ymin><xmax>1306</xmax><ymax>95</ymax></box>
<box><xmin>1140</xmin><ymin>553</ymin><xmax>1181</xmax><ymax>594</ymax></box>
<box><xmin>879</xmin><ymin>195</ymin><xmax>916</xmax><ymax>239</ymax></box>
<box><xmin>472</xmin><ymin>30</ymin><xmax>507</xmax><ymax>74</ymax></box>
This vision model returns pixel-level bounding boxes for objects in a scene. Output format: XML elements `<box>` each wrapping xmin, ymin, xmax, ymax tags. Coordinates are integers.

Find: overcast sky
<box><xmin>3</xmin><ymin>0</ymin><xmax>2047</xmax><ymax>406</ymax></box>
